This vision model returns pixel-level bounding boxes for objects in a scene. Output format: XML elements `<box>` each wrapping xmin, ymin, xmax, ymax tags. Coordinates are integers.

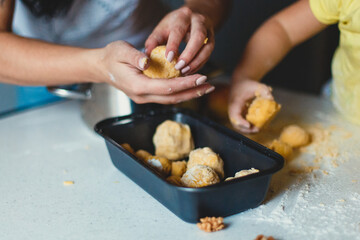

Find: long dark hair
<box><xmin>21</xmin><ymin>0</ymin><xmax>74</xmax><ymax>18</ymax></box>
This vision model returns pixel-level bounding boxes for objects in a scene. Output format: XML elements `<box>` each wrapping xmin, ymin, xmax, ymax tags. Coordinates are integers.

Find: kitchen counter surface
<box><xmin>0</xmin><ymin>89</ymin><xmax>359</xmax><ymax>240</ymax></box>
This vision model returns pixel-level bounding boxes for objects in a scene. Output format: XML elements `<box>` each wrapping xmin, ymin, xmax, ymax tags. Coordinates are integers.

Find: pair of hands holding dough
<box><xmin>98</xmin><ymin>7</ymin><xmax>215</xmax><ymax>105</ymax></box>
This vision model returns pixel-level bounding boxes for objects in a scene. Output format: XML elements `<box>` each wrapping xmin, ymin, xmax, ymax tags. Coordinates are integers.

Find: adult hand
<box><xmin>228</xmin><ymin>77</ymin><xmax>273</xmax><ymax>134</ymax></box>
<box><xmin>97</xmin><ymin>41</ymin><xmax>215</xmax><ymax>104</ymax></box>
<box><xmin>145</xmin><ymin>6</ymin><xmax>215</xmax><ymax>75</ymax></box>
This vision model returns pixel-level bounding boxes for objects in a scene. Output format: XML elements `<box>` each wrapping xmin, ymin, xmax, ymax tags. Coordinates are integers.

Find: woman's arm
<box><xmin>229</xmin><ymin>0</ymin><xmax>328</xmax><ymax>133</ymax></box>
<box><xmin>0</xmin><ymin>0</ymin><xmax>214</xmax><ymax>104</ymax></box>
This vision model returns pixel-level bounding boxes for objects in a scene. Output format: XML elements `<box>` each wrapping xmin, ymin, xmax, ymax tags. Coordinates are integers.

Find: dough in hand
<box><xmin>246</xmin><ymin>96</ymin><xmax>281</xmax><ymax>129</ymax></box>
<box><xmin>187</xmin><ymin>147</ymin><xmax>224</xmax><ymax>179</ymax></box>
<box><xmin>279</xmin><ymin>124</ymin><xmax>310</xmax><ymax>148</ymax></box>
<box><xmin>268</xmin><ymin>139</ymin><xmax>293</xmax><ymax>160</ymax></box>
<box><xmin>143</xmin><ymin>45</ymin><xmax>180</xmax><ymax>79</ymax></box>
<box><xmin>171</xmin><ymin>160</ymin><xmax>187</xmax><ymax>177</ymax></box>
<box><xmin>181</xmin><ymin>165</ymin><xmax>220</xmax><ymax>188</ymax></box>
<box><xmin>153</xmin><ymin>120</ymin><xmax>194</xmax><ymax>161</ymax></box>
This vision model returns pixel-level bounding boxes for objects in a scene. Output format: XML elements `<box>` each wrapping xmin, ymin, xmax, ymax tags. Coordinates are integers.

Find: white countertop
<box><xmin>0</xmin><ymin>89</ymin><xmax>359</xmax><ymax>240</ymax></box>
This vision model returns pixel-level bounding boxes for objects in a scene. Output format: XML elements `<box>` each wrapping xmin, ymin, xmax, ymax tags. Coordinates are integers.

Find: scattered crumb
<box><xmin>319</xmin><ymin>203</ymin><xmax>325</xmax><ymax>207</ymax></box>
<box><xmin>352</xmin><ymin>180</ymin><xmax>358</xmax><ymax>183</ymax></box>
<box><xmin>254</xmin><ymin>235</ymin><xmax>275</xmax><ymax>240</ymax></box>
<box><xmin>63</xmin><ymin>181</ymin><xmax>74</xmax><ymax>185</ymax></box>
<box><xmin>322</xmin><ymin>170</ymin><xmax>329</xmax><ymax>175</ymax></box>
<box><xmin>332</xmin><ymin>160</ymin><xmax>339</xmax><ymax>168</ymax></box>
<box><xmin>197</xmin><ymin>217</ymin><xmax>225</xmax><ymax>232</ymax></box>
<box><xmin>338</xmin><ymin>199</ymin><xmax>345</xmax><ymax>202</ymax></box>
<box><xmin>114</xmin><ymin>181</ymin><xmax>120</xmax><ymax>183</ymax></box>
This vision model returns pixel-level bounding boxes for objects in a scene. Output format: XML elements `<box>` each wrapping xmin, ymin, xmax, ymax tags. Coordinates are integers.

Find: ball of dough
<box><xmin>171</xmin><ymin>160</ymin><xmax>187</xmax><ymax>177</ymax></box>
<box><xmin>187</xmin><ymin>147</ymin><xmax>224</xmax><ymax>179</ymax></box>
<box><xmin>166</xmin><ymin>175</ymin><xmax>183</xmax><ymax>186</ymax></box>
<box><xmin>143</xmin><ymin>45</ymin><xmax>180</xmax><ymax>79</ymax></box>
<box><xmin>153</xmin><ymin>120</ymin><xmax>194</xmax><ymax>161</ymax></box>
<box><xmin>121</xmin><ymin>143</ymin><xmax>135</xmax><ymax>155</ymax></box>
<box><xmin>246</xmin><ymin>96</ymin><xmax>281</xmax><ymax>129</ymax></box>
<box><xmin>181</xmin><ymin>165</ymin><xmax>220</xmax><ymax>188</ymax></box>
<box><xmin>225</xmin><ymin>168</ymin><xmax>259</xmax><ymax>181</ymax></box>
<box><xmin>145</xmin><ymin>155</ymin><xmax>171</xmax><ymax>176</ymax></box>
<box><xmin>135</xmin><ymin>149</ymin><xmax>152</xmax><ymax>161</ymax></box>
<box><xmin>268</xmin><ymin>139</ymin><xmax>293</xmax><ymax>160</ymax></box>
<box><xmin>279</xmin><ymin>125</ymin><xmax>310</xmax><ymax>148</ymax></box>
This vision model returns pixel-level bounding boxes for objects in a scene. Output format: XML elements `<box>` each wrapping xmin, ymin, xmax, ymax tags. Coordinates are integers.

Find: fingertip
<box><xmin>138</xmin><ymin>56</ymin><xmax>150</xmax><ymax>70</ymax></box>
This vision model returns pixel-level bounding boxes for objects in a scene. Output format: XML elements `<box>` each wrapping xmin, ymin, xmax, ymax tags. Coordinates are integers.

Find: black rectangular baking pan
<box><xmin>94</xmin><ymin>107</ymin><xmax>284</xmax><ymax>223</ymax></box>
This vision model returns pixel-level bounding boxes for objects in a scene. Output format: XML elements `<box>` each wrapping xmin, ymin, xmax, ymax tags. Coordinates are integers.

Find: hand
<box><xmin>145</xmin><ymin>6</ymin><xmax>215</xmax><ymax>75</ymax></box>
<box><xmin>228</xmin><ymin>77</ymin><xmax>273</xmax><ymax>134</ymax></box>
<box><xmin>96</xmin><ymin>41</ymin><xmax>215</xmax><ymax>104</ymax></box>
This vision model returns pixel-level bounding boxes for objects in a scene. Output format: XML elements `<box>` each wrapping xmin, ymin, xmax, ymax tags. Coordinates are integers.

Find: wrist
<box><xmin>81</xmin><ymin>48</ymin><xmax>107</xmax><ymax>84</ymax></box>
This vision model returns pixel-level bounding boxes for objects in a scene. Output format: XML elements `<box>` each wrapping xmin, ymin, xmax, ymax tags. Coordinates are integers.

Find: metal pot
<box><xmin>47</xmin><ymin>83</ymin><xmax>135</xmax><ymax>129</ymax></box>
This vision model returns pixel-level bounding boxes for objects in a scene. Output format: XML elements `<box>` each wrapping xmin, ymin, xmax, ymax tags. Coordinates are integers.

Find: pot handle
<box><xmin>47</xmin><ymin>83</ymin><xmax>93</xmax><ymax>100</ymax></box>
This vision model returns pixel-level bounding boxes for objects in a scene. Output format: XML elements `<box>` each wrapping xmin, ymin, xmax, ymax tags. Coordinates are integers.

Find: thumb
<box><xmin>116</xmin><ymin>41</ymin><xmax>150</xmax><ymax>71</ymax></box>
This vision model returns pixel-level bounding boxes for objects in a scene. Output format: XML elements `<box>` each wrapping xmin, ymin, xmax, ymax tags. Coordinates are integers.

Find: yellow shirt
<box><xmin>310</xmin><ymin>0</ymin><xmax>360</xmax><ymax>125</ymax></box>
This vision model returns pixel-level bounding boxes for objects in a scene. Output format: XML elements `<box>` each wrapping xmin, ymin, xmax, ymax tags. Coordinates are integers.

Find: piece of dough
<box><xmin>143</xmin><ymin>45</ymin><xmax>180</xmax><ymax>79</ymax></box>
<box><xmin>225</xmin><ymin>168</ymin><xmax>259</xmax><ymax>181</ymax></box>
<box><xmin>135</xmin><ymin>149</ymin><xmax>152</xmax><ymax>161</ymax></box>
<box><xmin>279</xmin><ymin>124</ymin><xmax>310</xmax><ymax>148</ymax></box>
<box><xmin>268</xmin><ymin>139</ymin><xmax>293</xmax><ymax>160</ymax></box>
<box><xmin>187</xmin><ymin>147</ymin><xmax>224</xmax><ymax>179</ymax></box>
<box><xmin>153</xmin><ymin>120</ymin><xmax>194</xmax><ymax>161</ymax></box>
<box><xmin>121</xmin><ymin>143</ymin><xmax>135</xmax><ymax>155</ymax></box>
<box><xmin>145</xmin><ymin>155</ymin><xmax>171</xmax><ymax>176</ymax></box>
<box><xmin>181</xmin><ymin>165</ymin><xmax>220</xmax><ymax>188</ymax></box>
<box><xmin>246</xmin><ymin>96</ymin><xmax>281</xmax><ymax>129</ymax></box>
<box><xmin>166</xmin><ymin>175</ymin><xmax>183</xmax><ymax>186</ymax></box>
<box><xmin>171</xmin><ymin>160</ymin><xmax>187</xmax><ymax>177</ymax></box>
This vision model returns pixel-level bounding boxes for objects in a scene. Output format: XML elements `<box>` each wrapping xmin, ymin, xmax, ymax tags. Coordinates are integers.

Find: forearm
<box><xmin>233</xmin><ymin>0</ymin><xmax>327</xmax><ymax>82</ymax></box>
<box><xmin>233</xmin><ymin>18</ymin><xmax>293</xmax><ymax>82</ymax></box>
<box><xmin>0</xmin><ymin>33</ymin><xmax>102</xmax><ymax>86</ymax></box>
<box><xmin>185</xmin><ymin>0</ymin><xmax>230</xmax><ymax>30</ymax></box>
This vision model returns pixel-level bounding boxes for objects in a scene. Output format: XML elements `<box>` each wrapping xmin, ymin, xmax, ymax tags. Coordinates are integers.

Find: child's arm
<box><xmin>229</xmin><ymin>0</ymin><xmax>328</xmax><ymax>133</ymax></box>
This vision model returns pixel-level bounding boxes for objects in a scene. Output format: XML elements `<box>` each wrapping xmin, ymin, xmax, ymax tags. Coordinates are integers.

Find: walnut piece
<box><xmin>197</xmin><ymin>217</ymin><xmax>225</xmax><ymax>232</ymax></box>
<box><xmin>254</xmin><ymin>234</ymin><xmax>275</xmax><ymax>240</ymax></box>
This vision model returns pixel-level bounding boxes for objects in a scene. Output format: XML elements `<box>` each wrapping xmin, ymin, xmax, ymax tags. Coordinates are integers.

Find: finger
<box><xmin>145</xmin><ymin>30</ymin><xmax>167</xmax><ymax>55</ymax></box>
<box><xmin>256</xmin><ymin>84</ymin><xmax>274</xmax><ymax>100</ymax></box>
<box><xmin>176</xmin><ymin>15</ymin><xmax>209</xmax><ymax>71</ymax></box>
<box><xmin>165</xmin><ymin>20</ymin><xmax>191</xmax><ymax>62</ymax></box>
<box><xmin>228</xmin><ymin>98</ymin><xmax>252</xmax><ymax>129</ymax></box>
<box><xmin>136</xmin><ymin>73</ymin><xmax>210</xmax><ymax>96</ymax></box>
<box><xmin>115</xmin><ymin>41</ymin><xmax>150</xmax><ymax>71</ymax></box>
<box><xmin>182</xmin><ymin>40</ymin><xmax>214</xmax><ymax>75</ymax></box>
<box><xmin>133</xmin><ymin>84</ymin><xmax>215</xmax><ymax>105</ymax></box>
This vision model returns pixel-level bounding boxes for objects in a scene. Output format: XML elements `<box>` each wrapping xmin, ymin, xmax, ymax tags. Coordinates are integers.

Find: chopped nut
<box><xmin>63</xmin><ymin>181</ymin><xmax>74</xmax><ymax>185</ymax></box>
<box><xmin>197</xmin><ymin>217</ymin><xmax>225</xmax><ymax>232</ymax></box>
<box><xmin>254</xmin><ymin>235</ymin><xmax>275</xmax><ymax>240</ymax></box>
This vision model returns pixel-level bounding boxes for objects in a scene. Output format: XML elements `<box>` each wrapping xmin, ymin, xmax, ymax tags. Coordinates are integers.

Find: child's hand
<box><xmin>228</xmin><ymin>78</ymin><xmax>273</xmax><ymax>134</ymax></box>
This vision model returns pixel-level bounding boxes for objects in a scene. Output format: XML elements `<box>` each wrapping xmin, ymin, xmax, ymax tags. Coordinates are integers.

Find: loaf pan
<box><xmin>94</xmin><ymin>108</ymin><xmax>284</xmax><ymax>223</ymax></box>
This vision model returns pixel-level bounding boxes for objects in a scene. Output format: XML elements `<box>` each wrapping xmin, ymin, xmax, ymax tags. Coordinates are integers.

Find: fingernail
<box><xmin>181</xmin><ymin>66</ymin><xmax>191</xmax><ymax>74</ymax></box>
<box><xmin>167</xmin><ymin>51</ymin><xmax>174</xmax><ymax>62</ymax></box>
<box><xmin>139</xmin><ymin>57</ymin><xmax>148</xmax><ymax>70</ymax></box>
<box><xmin>195</xmin><ymin>76</ymin><xmax>207</xmax><ymax>86</ymax></box>
<box><xmin>205</xmin><ymin>86</ymin><xmax>215</xmax><ymax>94</ymax></box>
<box><xmin>175</xmin><ymin>60</ymin><xmax>186</xmax><ymax>70</ymax></box>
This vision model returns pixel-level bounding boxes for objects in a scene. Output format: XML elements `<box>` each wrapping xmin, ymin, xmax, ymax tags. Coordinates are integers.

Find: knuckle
<box><xmin>181</xmin><ymin>6</ymin><xmax>192</xmax><ymax>16</ymax></box>
<box><xmin>195</xmin><ymin>14</ymin><xmax>206</xmax><ymax>24</ymax></box>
